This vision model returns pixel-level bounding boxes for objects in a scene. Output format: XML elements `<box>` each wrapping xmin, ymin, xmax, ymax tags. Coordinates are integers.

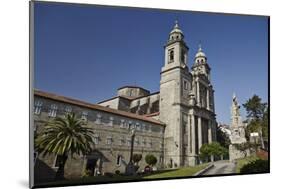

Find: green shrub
<box><xmin>145</xmin><ymin>154</ymin><xmax>157</xmax><ymax>166</ymax></box>
<box><xmin>240</xmin><ymin>159</ymin><xmax>269</xmax><ymax>173</ymax></box>
<box><xmin>115</xmin><ymin>170</ymin><xmax>120</xmax><ymax>175</ymax></box>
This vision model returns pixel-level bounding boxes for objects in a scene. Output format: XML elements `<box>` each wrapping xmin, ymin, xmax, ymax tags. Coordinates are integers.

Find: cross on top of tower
<box><xmin>170</xmin><ymin>20</ymin><xmax>183</xmax><ymax>35</ymax></box>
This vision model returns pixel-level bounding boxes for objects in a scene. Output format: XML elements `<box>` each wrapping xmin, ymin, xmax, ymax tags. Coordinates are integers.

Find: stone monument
<box><xmin>228</xmin><ymin>93</ymin><xmax>248</xmax><ymax>161</ymax></box>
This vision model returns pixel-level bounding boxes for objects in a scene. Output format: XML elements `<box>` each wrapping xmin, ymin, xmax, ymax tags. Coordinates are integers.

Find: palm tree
<box><xmin>35</xmin><ymin>113</ymin><xmax>95</xmax><ymax>180</ymax></box>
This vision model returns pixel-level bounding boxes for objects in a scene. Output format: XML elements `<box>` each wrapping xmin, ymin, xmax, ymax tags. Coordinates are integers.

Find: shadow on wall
<box><xmin>34</xmin><ymin>159</ymin><xmax>56</xmax><ymax>184</ymax></box>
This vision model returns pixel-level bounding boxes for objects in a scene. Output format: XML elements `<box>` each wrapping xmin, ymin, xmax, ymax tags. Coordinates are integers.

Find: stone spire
<box><xmin>231</xmin><ymin>93</ymin><xmax>242</xmax><ymax>128</ymax></box>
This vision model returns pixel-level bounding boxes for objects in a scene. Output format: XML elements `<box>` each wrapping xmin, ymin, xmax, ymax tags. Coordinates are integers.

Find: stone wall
<box><xmin>34</xmin><ymin>95</ymin><xmax>164</xmax><ymax>181</ymax></box>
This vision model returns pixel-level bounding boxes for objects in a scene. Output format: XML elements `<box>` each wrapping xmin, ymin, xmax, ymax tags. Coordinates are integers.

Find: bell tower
<box><xmin>160</xmin><ymin>21</ymin><xmax>193</xmax><ymax>167</ymax></box>
<box><xmin>162</xmin><ymin>20</ymin><xmax>189</xmax><ymax>72</ymax></box>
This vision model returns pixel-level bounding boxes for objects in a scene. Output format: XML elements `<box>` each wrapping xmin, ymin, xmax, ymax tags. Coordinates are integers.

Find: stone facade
<box><xmin>33</xmin><ymin>21</ymin><xmax>218</xmax><ymax>181</ymax></box>
<box><xmin>34</xmin><ymin>91</ymin><xmax>165</xmax><ymax>182</ymax></box>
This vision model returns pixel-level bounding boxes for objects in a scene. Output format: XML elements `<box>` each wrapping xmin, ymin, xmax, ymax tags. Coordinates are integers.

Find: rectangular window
<box><xmin>81</xmin><ymin>111</ymin><xmax>88</xmax><ymax>122</ymax></box>
<box><xmin>183</xmin><ymin>80</ymin><xmax>188</xmax><ymax>90</ymax></box>
<box><xmin>64</xmin><ymin>106</ymin><xmax>72</xmax><ymax>115</ymax></box>
<box><xmin>142</xmin><ymin>139</ymin><xmax>146</xmax><ymax>147</ymax></box>
<box><xmin>120</xmin><ymin>119</ymin><xmax>125</xmax><ymax>128</ymax></box>
<box><xmin>135</xmin><ymin>137</ymin><xmax>139</xmax><ymax>146</ymax></box>
<box><xmin>48</xmin><ymin>104</ymin><xmax>58</xmax><ymax>117</ymax></box>
<box><xmin>93</xmin><ymin>136</ymin><xmax>99</xmax><ymax>145</ymax></box>
<box><xmin>109</xmin><ymin>116</ymin><xmax>114</xmax><ymax>126</ymax></box>
<box><xmin>106</xmin><ymin>136</ymin><xmax>112</xmax><ymax>145</ymax></box>
<box><xmin>34</xmin><ymin>101</ymin><xmax>43</xmax><ymax>115</ymax></box>
<box><xmin>142</xmin><ymin>124</ymin><xmax>146</xmax><ymax>132</ymax></box>
<box><xmin>95</xmin><ymin>114</ymin><xmax>102</xmax><ymax>124</ymax></box>
<box><xmin>136</xmin><ymin>123</ymin><xmax>141</xmax><ymax>131</ymax></box>
<box><xmin>119</xmin><ymin>137</ymin><xmax>125</xmax><ymax>145</ymax></box>
<box><xmin>127</xmin><ymin>138</ymin><xmax>131</xmax><ymax>146</ymax></box>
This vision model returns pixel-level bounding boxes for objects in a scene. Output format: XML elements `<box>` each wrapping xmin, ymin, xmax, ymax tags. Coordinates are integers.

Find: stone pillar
<box><xmin>198</xmin><ymin>117</ymin><xmax>202</xmax><ymax>152</ymax></box>
<box><xmin>208</xmin><ymin>120</ymin><xmax>212</xmax><ymax>144</ymax></box>
<box><xmin>191</xmin><ymin>115</ymin><xmax>196</xmax><ymax>155</ymax></box>
<box><xmin>212</xmin><ymin>90</ymin><xmax>215</xmax><ymax>112</ymax></box>
<box><xmin>187</xmin><ymin>115</ymin><xmax>192</xmax><ymax>153</ymax></box>
<box><xmin>206</xmin><ymin>89</ymin><xmax>210</xmax><ymax>110</ymax></box>
<box><xmin>196</xmin><ymin>81</ymin><xmax>201</xmax><ymax>106</ymax></box>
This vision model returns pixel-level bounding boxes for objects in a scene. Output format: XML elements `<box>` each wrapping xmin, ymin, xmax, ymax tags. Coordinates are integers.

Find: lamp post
<box><xmin>125</xmin><ymin>129</ymin><xmax>136</xmax><ymax>175</ymax></box>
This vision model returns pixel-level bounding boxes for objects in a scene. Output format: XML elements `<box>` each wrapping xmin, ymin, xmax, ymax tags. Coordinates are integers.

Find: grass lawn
<box><xmin>236</xmin><ymin>156</ymin><xmax>260</xmax><ymax>173</ymax></box>
<box><xmin>143</xmin><ymin>163</ymin><xmax>209</xmax><ymax>179</ymax></box>
<box><xmin>36</xmin><ymin>164</ymin><xmax>209</xmax><ymax>187</ymax></box>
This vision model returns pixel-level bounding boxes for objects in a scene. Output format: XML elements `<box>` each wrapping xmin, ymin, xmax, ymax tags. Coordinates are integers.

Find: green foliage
<box><xmin>115</xmin><ymin>170</ymin><xmax>121</xmax><ymax>175</ymax></box>
<box><xmin>132</xmin><ymin>154</ymin><xmax>142</xmax><ymax>165</ymax></box>
<box><xmin>35</xmin><ymin>113</ymin><xmax>95</xmax><ymax>157</ymax></box>
<box><xmin>243</xmin><ymin>95</ymin><xmax>268</xmax><ymax>140</ymax></box>
<box><xmin>242</xmin><ymin>95</ymin><xmax>267</xmax><ymax>119</ymax></box>
<box><xmin>35</xmin><ymin>113</ymin><xmax>95</xmax><ymax>179</ymax></box>
<box><xmin>240</xmin><ymin>159</ymin><xmax>269</xmax><ymax>173</ymax></box>
<box><xmin>199</xmin><ymin>142</ymin><xmax>228</xmax><ymax>161</ymax></box>
<box><xmin>216</xmin><ymin>127</ymin><xmax>231</xmax><ymax>148</ymax></box>
<box><xmin>145</xmin><ymin>154</ymin><xmax>157</xmax><ymax>166</ymax></box>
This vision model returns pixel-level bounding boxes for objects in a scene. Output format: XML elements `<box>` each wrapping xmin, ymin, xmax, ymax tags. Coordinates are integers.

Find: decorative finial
<box><xmin>198</xmin><ymin>41</ymin><xmax>202</xmax><ymax>52</ymax></box>
<box><xmin>174</xmin><ymin>19</ymin><xmax>179</xmax><ymax>29</ymax></box>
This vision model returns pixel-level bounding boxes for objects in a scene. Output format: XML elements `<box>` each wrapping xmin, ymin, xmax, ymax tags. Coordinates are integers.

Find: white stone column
<box><xmin>196</xmin><ymin>81</ymin><xmax>200</xmax><ymax>106</ymax></box>
<box><xmin>206</xmin><ymin>89</ymin><xmax>210</xmax><ymax>110</ymax></box>
<box><xmin>212</xmin><ymin>90</ymin><xmax>215</xmax><ymax>112</ymax></box>
<box><xmin>198</xmin><ymin>117</ymin><xmax>202</xmax><ymax>151</ymax></box>
<box><xmin>191</xmin><ymin>115</ymin><xmax>196</xmax><ymax>155</ymax></box>
<box><xmin>208</xmin><ymin>120</ymin><xmax>212</xmax><ymax>144</ymax></box>
<box><xmin>187</xmin><ymin>115</ymin><xmax>192</xmax><ymax>153</ymax></box>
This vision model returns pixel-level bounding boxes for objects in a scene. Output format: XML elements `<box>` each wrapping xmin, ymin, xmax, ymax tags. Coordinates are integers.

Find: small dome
<box><xmin>169</xmin><ymin>20</ymin><xmax>184</xmax><ymax>35</ymax></box>
<box><xmin>195</xmin><ymin>44</ymin><xmax>206</xmax><ymax>58</ymax></box>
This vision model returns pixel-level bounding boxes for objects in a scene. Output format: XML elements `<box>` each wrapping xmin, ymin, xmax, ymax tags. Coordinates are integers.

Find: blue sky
<box><xmin>34</xmin><ymin>2</ymin><xmax>268</xmax><ymax>124</ymax></box>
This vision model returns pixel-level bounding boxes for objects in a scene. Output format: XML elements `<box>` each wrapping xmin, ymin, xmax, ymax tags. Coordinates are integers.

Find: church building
<box><xmin>33</xmin><ymin>21</ymin><xmax>217</xmax><ymax>182</ymax></box>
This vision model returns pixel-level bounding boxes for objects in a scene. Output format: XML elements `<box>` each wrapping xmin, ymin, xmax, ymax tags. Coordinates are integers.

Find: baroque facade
<box><xmin>33</xmin><ymin>21</ymin><xmax>217</xmax><ymax>181</ymax></box>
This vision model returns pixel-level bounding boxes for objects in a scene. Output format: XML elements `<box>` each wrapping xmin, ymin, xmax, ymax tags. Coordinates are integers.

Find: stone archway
<box><xmin>85</xmin><ymin>150</ymin><xmax>107</xmax><ymax>176</ymax></box>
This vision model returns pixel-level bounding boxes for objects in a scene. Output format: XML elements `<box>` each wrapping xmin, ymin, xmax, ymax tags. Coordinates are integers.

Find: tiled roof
<box><xmin>97</xmin><ymin>95</ymin><xmax>135</xmax><ymax>104</ymax></box>
<box><xmin>34</xmin><ymin>90</ymin><xmax>165</xmax><ymax>126</ymax></box>
<box><xmin>144</xmin><ymin>112</ymin><xmax>160</xmax><ymax>117</ymax></box>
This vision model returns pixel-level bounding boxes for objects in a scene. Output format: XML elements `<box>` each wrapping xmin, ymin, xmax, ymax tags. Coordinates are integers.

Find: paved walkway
<box><xmin>203</xmin><ymin>160</ymin><xmax>236</xmax><ymax>175</ymax></box>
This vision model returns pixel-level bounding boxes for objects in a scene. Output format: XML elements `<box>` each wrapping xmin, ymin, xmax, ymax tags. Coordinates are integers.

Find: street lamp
<box><xmin>125</xmin><ymin>129</ymin><xmax>136</xmax><ymax>175</ymax></box>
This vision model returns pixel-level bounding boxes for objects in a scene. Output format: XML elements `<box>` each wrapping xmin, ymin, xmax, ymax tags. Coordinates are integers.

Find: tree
<box><xmin>132</xmin><ymin>154</ymin><xmax>142</xmax><ymax>165</ymax></box>
<box><xmin>243</xmin><ymin>95</ymin><xmax>267</xmax><ymax>120</ymax></box>
<box><xmin>243</xmin><ymin>95</ymin><xmax>268</xmax><ymax>147</ymax></box>
<box><xmin>216</xmin><ymin>127</ymin><xmax>231</xmax><ymax>148</ymax></box>
<box><xmin>35</xmin><ymin>113</ymin><xmax>95</xmax><ymax>180</ymax></box>
<box><xmin>199</xmin><ymin>142</ymin><xmax>228</xmax><ymax>162</ymax></box>
<box><xmin>145</xmin><ymin>154</ymin><xmax>157</xmax><ymax>166</ymax></box>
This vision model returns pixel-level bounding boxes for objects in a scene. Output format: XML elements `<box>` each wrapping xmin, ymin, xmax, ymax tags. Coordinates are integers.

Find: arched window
<box><xmin>201</xmin><ymin>59</ymin><xmax>204</xmax><ymax>63</ymax></box>
<box><xmin>169</xmin><ymin>50</ymin><xmax>174</xmax><ymax>62</ymax></box>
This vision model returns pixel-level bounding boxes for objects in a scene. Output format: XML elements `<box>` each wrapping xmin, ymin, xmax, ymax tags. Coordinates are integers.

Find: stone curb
<box><xmin>193</xmin><ymin>164</ymin><xmax>214</xmax><ymax>176</ymax></box>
